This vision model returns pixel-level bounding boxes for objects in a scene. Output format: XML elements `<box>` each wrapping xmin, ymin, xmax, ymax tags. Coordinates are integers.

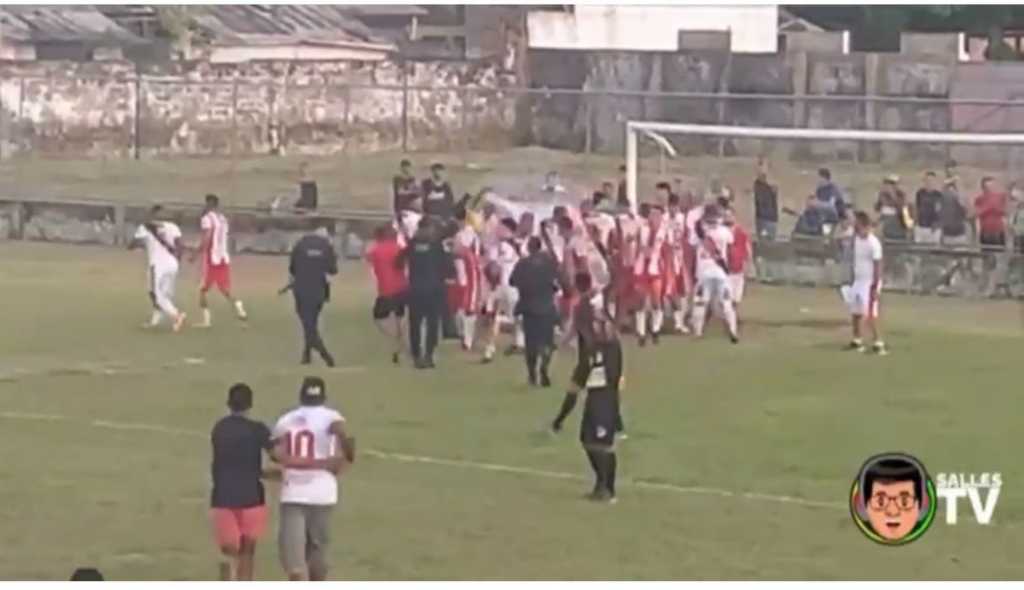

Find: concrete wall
<box><xmin>527</xmin><ymin>5</ymin><xmax>779</xmax><ymax>54</ymax></box>
<box><xmin>0</xmin><ymin>58</ymin><xmax>517</xmax><ymax>158</ymax></box>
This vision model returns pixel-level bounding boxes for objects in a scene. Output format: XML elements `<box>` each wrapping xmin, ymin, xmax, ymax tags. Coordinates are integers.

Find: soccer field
<box><xmin>1</xmin><ymin>241</ymin><xmax>1022</xmax><ymax>580</ymax></box>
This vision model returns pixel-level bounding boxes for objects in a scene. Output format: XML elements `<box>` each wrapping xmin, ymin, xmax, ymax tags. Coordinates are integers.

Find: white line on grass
<box><xmin>0</xmin><ymin>410</ymin><xmax>844</xmax><ymax>512</ymax></box>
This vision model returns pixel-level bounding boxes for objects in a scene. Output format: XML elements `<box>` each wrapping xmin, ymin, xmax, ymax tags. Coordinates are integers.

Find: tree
<box><xmin>155</xmin><ymin>6</ymin><xmax>205</xmax><ymax>60</ymax></box>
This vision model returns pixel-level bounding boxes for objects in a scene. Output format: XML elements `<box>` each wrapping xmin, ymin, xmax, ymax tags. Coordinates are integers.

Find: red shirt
<box><xmin>366</xmin><ymin>239</ymin><xmax>408</xmax><ymax>297</ymax></box>
<box><xmin>727</xmin><ymin>224</ymin><xmax>750</xmax><ymax>274</ymax></box>
<box><xmin>974</xmin><ymin>191</ymin><xmax>1008</xmax><ymax>237</ymax></box>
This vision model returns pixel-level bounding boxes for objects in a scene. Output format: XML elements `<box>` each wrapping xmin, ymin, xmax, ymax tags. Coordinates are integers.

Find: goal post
<box><xmin>624</xmin><ymin>121</ymin><xmax>1024</xmax><ymax>213</ymax></box>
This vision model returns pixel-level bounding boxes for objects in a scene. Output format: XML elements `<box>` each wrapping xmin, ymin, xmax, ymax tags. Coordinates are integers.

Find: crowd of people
<box><xmin>762</xmin><ymin>158</ymin><xmax>1024</xmax><ymax>251</ymax></box>
<box><xmin>368</xmin><ymin>159</ymin><xmax>755</xmax><ymax>379</ymax></box>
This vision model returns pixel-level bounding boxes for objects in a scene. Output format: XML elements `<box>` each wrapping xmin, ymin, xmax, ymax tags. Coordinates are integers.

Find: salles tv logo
<box><xmin>850</xmin><ymin>452</ymin><xmax>1002</xmax><ymax>545</ymax></box>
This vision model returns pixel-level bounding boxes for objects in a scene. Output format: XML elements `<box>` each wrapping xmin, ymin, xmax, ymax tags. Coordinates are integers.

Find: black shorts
<box><xmin>373</xmin><ymin>292</ymin><xmax>407</xmax><ymax>320</ymax></box>
<box><xmin>580</xmin><ymin>387</ymin><xmax>618</xmax><ymax>447</ymax></box>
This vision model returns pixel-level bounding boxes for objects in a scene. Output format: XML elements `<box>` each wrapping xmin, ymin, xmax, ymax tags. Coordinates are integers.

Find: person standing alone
<box><xmin>288</xmin><ymin>227</ymin><xmax>338</xmax><ymax>367</ymax></box>
<box><xmin>196</xmin><ymin>194</ymin><xmax>247</xmax><ymax>327</ymax></box>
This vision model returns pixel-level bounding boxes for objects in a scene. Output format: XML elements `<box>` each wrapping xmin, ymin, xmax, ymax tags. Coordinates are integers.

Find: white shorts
<box><xmin>695</xmin><ymin>273</ymin><xmax>733</xmax><ymax>305</ymax></box>
<box><xmin>728</xmin><ymin>273</ymin><xmax>745</xmax><ymax>303</ymax></box>
<box><xmin>841</xmin><ymin>281</ymin><xmax>880</xmax><ymax>319</ymax></box>
<box><xmin>484</xmin><ymin>285</ymin><xmax>518</xmax><ymax>319</ymax></box>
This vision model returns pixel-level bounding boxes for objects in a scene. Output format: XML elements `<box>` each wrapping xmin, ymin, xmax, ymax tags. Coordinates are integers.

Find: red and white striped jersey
<box><xmin>634</xmin><ymin>219</ymin><xmax>669</xmax><ymax>277</ymax></box>
<box><xmin>200</xmin><ymin>210</ymin><xmax>231</xmax><ymax>265</ymax></box>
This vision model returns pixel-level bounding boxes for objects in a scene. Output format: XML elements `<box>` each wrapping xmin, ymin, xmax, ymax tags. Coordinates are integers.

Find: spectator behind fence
<box><xmin>792</xmin><ymin>194</ymin><xmax>827</xmax><ymax>238</ymax></box>
<box><xmin>815</xmin><ymin>167</ymin><xmax>848</xmax><ymax>221</ymax></box>
<box><xmin>542</xmin><ymin>170</ymin><xmax>567</xmax><ymax>194</ymax></box>
<box><xmin>913</xmin><ymin>171</ymin><xmax>943</xmax><ymax>245</ymax></box>
<box><xmin>940</xmin><ymin>176</ymin><xmax>970</xmax><ymax>246</ymax></box>
<box><xmin>295</xmin><ymin>162</ymin><xmax>318</xmax><ymax>212</ymax></box>
<box><xmin>875</xmin><ymin>174</ymin><xmax>911</xmax><ymax>241</ymax></box>
<box><xmin>753</xmin><ymin>164</ymin><xmax>779</xmax><ymax>241</ymax></box>
<box><xmin>1009</xmin><ymin>182</ymin><xmax>1024</xmax><ymax>253</ymax></box>
<box><xmin>393</xmin><ymin>159</ymin><xmax>420</xmax><ymax>214</ymax></box>
<box><xmin>974</xmin><ymin>176</ymin><xmax>1008</xmax><ymax>248</ymax></box>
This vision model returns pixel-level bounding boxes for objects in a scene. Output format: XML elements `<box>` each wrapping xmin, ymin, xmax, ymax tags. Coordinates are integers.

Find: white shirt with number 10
<box><xmin>273</xmin><ymin>405</ymin><xmax>344</xmax><ymax>506</ymax></box>
<box><xmin>852</xmin><ymin>233</ymin><xmax>883</xmax><ymax>285</ymax></box>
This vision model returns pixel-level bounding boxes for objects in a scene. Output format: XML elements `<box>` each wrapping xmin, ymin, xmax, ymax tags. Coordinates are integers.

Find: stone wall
<box><xmin>0</xmin><ymin>58</ymin><xmax>517</xmax><ymax>157</ymax></box>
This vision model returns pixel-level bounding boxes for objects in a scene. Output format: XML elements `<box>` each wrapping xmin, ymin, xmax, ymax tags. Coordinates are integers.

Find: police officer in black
<box><xmin>509</xmin><ymin>236</ymin><xmax>560</xmax><ymax>387</ymax></box>
<box><xmin>287</xmin><ymin>226</ymin><xmax>338</xmax><ymax>367</ymax></box>
<box><xmin>398</xmin><ymin>217</ymin><xmax>454</xmax><ymax>369</ymax></box>
<box><xmin>551</xmin><ymin>272</ymin><xmax>624</xmax><ymax>503</ymax></box>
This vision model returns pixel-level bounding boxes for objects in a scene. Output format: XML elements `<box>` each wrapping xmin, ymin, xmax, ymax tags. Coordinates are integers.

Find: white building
<box><xmin>527</xmin><ymin>5</ymin><xmax>779</xmax><ymax>54</ymax></box>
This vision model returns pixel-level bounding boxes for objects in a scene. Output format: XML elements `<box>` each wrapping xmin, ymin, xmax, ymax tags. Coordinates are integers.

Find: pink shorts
<box><xmin>210</xmin><ymin>505</ymin><xmax>268</xmax><ymax>551</ymax></box>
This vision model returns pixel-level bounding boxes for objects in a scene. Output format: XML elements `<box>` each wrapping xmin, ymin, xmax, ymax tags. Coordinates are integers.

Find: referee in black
<box><xmin>287</xmin><ymin>226</ymin><xmax>337</xmax><ymax>367</ymax></box>
<box><xmin>398</xmin><ymin>217</ymin><xmax>454</xmax><ymax>369</ymax></box>
<box><xmin>551</xmin><ymin>272</ymin><xmax>624</xmax><ymax>503</ymax></box>
<box><xmin>509</xmin><ymin>236</ymin><xmax>560</xmax><ymax>387</ymax></box>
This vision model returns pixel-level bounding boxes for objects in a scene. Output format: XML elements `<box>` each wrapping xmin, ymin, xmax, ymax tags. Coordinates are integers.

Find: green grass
<box><xmin>1</xmin><ymin>241</ymin><xmax>1023</xmax><ymax>580</ymax></box>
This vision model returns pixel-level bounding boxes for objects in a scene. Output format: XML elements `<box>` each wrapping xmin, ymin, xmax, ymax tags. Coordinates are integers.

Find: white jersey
<box><xmin>634</xmin><ymin>220</ymin><xmax>668</xmax><ymax>276</ymax></box>
<box><xmin>691</xmin><ymin>223</ymin><xmax>733</xmax><ymax>279</ymax></box>
<box><xmin>200</xmin><ymin>210</ymin><xmax>231</xmax><ymax>265</ymax></box>
<box><xmin>495</xmin><ymin>240</ymin><xmax>520</xmax><ymax>287</ymax></box>
<box><xmin>273</xmin><ymin>405</ymin><xmax>345</xmax><ymax>506</ymax></box>
<box><xmin>852</xmin><ymin>233</ymin><xmax>883</xmax><ymax>284</ymax></box>
<box><xmin>586</xmin><ymin>213</ymin><xmax>616</xmax><ymax>249</ymax></box>
<box><xmin>395</xmin><ymin>210</ymin><xmax>421</xmax><ymax>247</ymax></box>
<box><xmin>134</xmin><ymin>221</ymin><xmax>181</xmax><ymax>273</ymax></box>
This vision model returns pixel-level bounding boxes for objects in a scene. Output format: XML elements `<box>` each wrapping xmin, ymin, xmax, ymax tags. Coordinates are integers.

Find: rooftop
<box><xmin>0</xmin><ymin>5</ymin><xmax>144</xmax><ymax>45</ymax></box>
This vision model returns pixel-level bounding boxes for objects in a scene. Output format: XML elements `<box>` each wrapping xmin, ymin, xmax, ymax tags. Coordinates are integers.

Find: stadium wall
<box><xmin>0</xmin><ymin>58</ymin><xmax>517</xmax><ymax>158</ymax></box>
<box><xmin>0</xmin><ymin>196</ymin><xmax>1021</xmax><ymax>299</ymax></box>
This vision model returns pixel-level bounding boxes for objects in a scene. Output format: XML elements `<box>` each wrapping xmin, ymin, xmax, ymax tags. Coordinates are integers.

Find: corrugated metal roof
<box><xmin>340</xmin><ymin>5</ymin><xmax>427</xmax><ymax>18</ymax></box>
<box><xmin>0</xmin><ymin>5</ymin><xmax>144</xmax><ymax>45</ymax></box>
<box><xmin>193</xmin><ymin>5</ymin><xmax>395</xmax><ymax>50</ymax></box>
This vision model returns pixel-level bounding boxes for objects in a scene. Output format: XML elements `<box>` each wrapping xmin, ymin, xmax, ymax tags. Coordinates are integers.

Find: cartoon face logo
<box><xmin>850</xmin><ymin>453</ymin><xmax>936</xmax><ymax>545</ymax></box>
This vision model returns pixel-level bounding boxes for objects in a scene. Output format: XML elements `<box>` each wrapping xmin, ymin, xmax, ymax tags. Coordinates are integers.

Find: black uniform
<box><xmin>400</xmin><ymin>228</ymin><xmax>455</xmax><ymax>367</ymax></box>
<box><xmin>421</xmin><ymin>178</ymin><xmax>455</xmax><ymax>220</ymax></box>
<box><xmin>509</xmin><ymin>249</ymin><xmax>560</xmax><ymax>385</ymax></box>
<box><xmin>552</xmin><ymin>292</ymin><xmax>624</xmax><ymax>500</ymax></box>
<box><xmin>393</xmin><ymin>173</ymin><xmax>419</xmax><ymax>214</ymax></box>
<box><xmin>289</xmin><ymin>232</ymin><xmax>338</xmax><ymax>366</ymax></box>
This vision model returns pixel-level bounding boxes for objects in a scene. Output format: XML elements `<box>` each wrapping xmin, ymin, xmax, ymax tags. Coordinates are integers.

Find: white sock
<box><xmin>455</xmin><ymin>311</ymin><xmax>466</xmax><ymax>338</ymax></box>
<box><xmin>484</xmin><ymin>343</ymin><xmax>495</xmax><ymax>360</ymax></box>
<box><xmin>515</xmin><ymin>325</ymin><xmax>525</xmax><ymax>349</ymax></box>
<box><xmin>651</xmin><ymin>309</ymin><xmax>664</xmax><ymax>334</ymax></box>
<box><xmin>691</xmin><ymin>302</ymin><xmax>707</xmax><ymax>337</ymax></box>
<box><xmin>234</xmin><ymin>300</ymin><xmax>247</xmax><ymax>319</ymax></box>
<box><xmin>463</xmin><ymin>315</ymin><xmax>477</xmax><ymax>349</ymax></box>
<box><xmin>635</xmin><ymin>311</ymin><xmax>647</xmax><ymax>337</ymax></box>
<box><xmin>149</xmin><ymin>309</ymin><xmax>162</xmax><ymax>326</ymax></box>
<box><xmin>201</xmin><ymin>308</ymin><xmax>212</xmax><ymax>326</ymax></box>
<box><xmin>721</xmin><ymin>301</ymin><xmax>738</xmax><ymax>338</ymax></box>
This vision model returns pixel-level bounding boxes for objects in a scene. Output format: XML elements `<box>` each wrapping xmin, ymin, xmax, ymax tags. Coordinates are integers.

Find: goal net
<box><xmin>624</xmin><ymin>121</ymin><xmax>1024</xmax><ymax>243</ymax></box>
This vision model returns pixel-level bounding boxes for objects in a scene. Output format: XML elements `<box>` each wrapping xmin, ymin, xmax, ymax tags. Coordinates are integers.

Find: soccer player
<box><xmin>131</xmin><ymin>205</ymin><xmax>187</xmax><ymax>331</ymax></box>
<box><xmin>634</xmin><ymin>204</ymin><xmax>669</xmax><ymax>346</ymax></box>
<box><xmin>197</xmin><ymin>194</ymin><xmax>247</xmax><ymax>328</ymax></box>
<box><xmin>510</xmin><ymin>236</ymin><xmax>560</xmax><ymax>387</ymax></box>
<box><xmin>451</xmin><ymin>209</ymin><xmax>483</xmax><ymax>351</ymax></box>
<box><xmin>210</xmin><ymin>383</ymin><xmax>274</xmax><ymax>581</ymax></box>
<box><xmin>841</xmin><ymin>211</ymin><xmax>887</xmax><ymax>355</ymax></box>
<box><xmin>273</xmin><ymin>377</ymin><xmax>355</xmax><ymax>582</ymax></box>
<box><xmin>481</xmin><ymin>220</ymin><xmax>524</xmax><ymax>361</ymax></box>
<box><xmin>723</xmin><ymin>208</ymin><xmax>752</xmax><ymax>310</ymax></box>
<box><xmin>365</xmin><ymin>224</ymin><xmax>409</xmax><ymax>364</ymax></box>
<box><xmin>666</xmin><ymin>191</ymin><xmax>691</xmax><ymax>334</ymax></box>
<box><xmin>690</xmin><ymin>204</ymin><xmax>739</xmax><ymax>342</ymax></box>
<box><xmin>551</xmin><ymin>272</ymin><xmax>624</xmax><ymax>503</ymax></box>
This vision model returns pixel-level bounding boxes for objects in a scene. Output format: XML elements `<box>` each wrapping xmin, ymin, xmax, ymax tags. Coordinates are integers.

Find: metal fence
<box><xmin>4</xmin><ymin>76</ymin><xmax>1024</xmax><ymax>160</ymax></box>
